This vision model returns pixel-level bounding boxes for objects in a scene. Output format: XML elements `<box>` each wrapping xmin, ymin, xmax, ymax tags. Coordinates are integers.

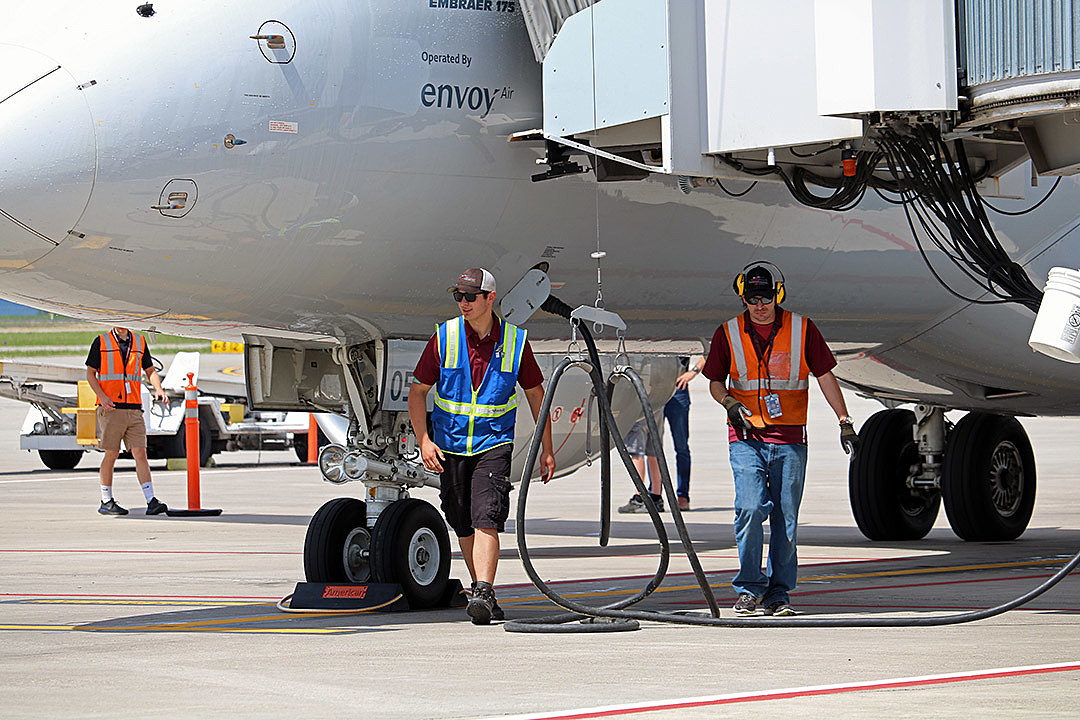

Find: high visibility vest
<box><xmin>96</xmin><ymin>331</ymin><xmax>146</xmax><ymax>406</ymax></box>
<box><xmin>722</xmin><ymin>310</ymin><xmax>810</xmax><ymax>428</ymax></box>
<box><xmin>432</xmin><ymin>316</ymin><xmax>526</xmax><ymax>456</ymax></box>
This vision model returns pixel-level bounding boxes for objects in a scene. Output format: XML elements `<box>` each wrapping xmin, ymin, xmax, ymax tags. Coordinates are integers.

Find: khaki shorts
<box><xmin>96</xmin><ymin>407</ymin><xmax>147</xmax><ymax>452</ymax></box>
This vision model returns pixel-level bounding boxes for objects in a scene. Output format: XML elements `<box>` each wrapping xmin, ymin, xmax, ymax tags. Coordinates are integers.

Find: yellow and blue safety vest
<box><xmin>432</xmin><ymin>315</ymin><xmax>526</xmax><ymax>456</ymax></box>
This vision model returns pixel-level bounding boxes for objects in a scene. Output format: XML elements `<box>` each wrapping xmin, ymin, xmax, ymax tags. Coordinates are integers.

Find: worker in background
<box><xmin>616</xmin><ymin>416</ymin><xmax>665</xmax><ymax>513</ymax></box>
<box><xmin>85</xmin><ymin>327</ymin><xmax>169</xmax><ymax>516</ymax></box>
<box><xmin>409</xmin><ymin>267</ymin><xmax>556</xmax><ymax>625</ymax></box>
<box><xmin>702</xmin><ymin>264</ymin><xmax>858</xmax><ymax>616</ymax></box>
<box><xmin>665</xmin><ymin>355</ymin><xmax>705</xmax><ymax>511</ymax></box>
<box><xmin>618</xmin><ymin>354</ymin><xmax>705</xmax><ymax>514</ymax></box>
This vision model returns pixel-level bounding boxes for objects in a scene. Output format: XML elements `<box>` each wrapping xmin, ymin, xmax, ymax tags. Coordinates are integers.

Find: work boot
<box><xmin>146</xmin><ymin>497</ymin><xmax>168</xmax><ymax>515</ymax></box>
<box><xmin>98</xmin><ymin>499</ymin><xmax>128</xmax><ymax>516</ymax></box>
<box><xmin>677</xmin><ymin>496</ymin><xmax>690</xmax><ymax>512</ymax></box>
<box><xmin>468</xmin><ymin>581</ymin><xmax>495</xmax><ymax>625</ymax></box>
<box><xmin>471</xmin><ymin>582</ymin><xmax>504</xmax><ymax>622</ymax></box>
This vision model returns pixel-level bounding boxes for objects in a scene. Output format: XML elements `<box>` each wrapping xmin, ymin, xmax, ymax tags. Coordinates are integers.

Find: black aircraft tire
<box><xmin>371</xmin><ymin>499</ymin><xmax>451</xmax><ymax>609</ymax></box>
<box><xmin>304</xmin><ymin>498</ymin><xmax>367</xmax><ymax>582</ymax></box>
<box><xmin>849</xmin><ymin>408</ymin><xmax>940</xmax><ymax>541</ymax></box>
<box><xmin>942</xmin><ymin>412</ymin><xmax>1036</xmax><ymax>541</ymax></box>
<box><xmin>38</xmin><ymin>449</ymin><xmax>83</xmax><ymax>471</ymax></box>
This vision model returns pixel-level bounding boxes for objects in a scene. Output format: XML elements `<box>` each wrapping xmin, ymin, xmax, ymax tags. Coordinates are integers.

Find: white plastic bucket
<box><xmin>1028</xmin><ymin>267</ymin><xmax>1080</xmax><ymax>363</ymax></box>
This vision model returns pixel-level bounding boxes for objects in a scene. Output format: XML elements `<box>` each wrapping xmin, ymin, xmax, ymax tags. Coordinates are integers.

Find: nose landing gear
<box><xmin>302</xmin><ymin>496</ymin><xmax>453</xmax><ymax>609</ymax></box>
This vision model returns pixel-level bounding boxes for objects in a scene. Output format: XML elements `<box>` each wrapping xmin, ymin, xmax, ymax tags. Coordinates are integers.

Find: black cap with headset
<box><xmin>732</xmin><ymin>261</ymin><xmax>786</xmax><ymax>304</ymax></box>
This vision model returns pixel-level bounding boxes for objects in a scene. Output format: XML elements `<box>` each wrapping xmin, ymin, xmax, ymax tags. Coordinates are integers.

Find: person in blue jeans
<box><xmin>663</xmin><ymin>356</ymin><xmax>704</xmax><ymax>511</ymax></box>
<box><xmin>702</xmin><ymin>264</ymin><xmax>859</xmax><ymax>617</ymax></box>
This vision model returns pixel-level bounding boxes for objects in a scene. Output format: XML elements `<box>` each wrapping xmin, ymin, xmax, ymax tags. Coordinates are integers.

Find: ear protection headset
<box><xmin>732</xmin><ymin>260</ymin><xmax>786</xmax><ymax>304</ymax></box>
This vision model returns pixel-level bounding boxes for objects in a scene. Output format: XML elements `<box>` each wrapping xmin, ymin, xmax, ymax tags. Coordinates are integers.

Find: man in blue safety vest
<box><xmin>408</xmin><ymin>267</ymin><xmax>556</xmax><ymax>625</ymax></box>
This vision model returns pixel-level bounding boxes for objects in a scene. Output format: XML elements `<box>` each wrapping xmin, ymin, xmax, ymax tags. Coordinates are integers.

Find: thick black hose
<box><xmin>507</xmin><ymin>298</ymin><xmax>1079</xmax><ymax>630</ymax></box>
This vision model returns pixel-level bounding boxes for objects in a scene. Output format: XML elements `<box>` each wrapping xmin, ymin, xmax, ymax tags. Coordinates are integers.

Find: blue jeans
<box><xmin>728</xmin><ymin>440</ymin><xmax>807</xmax><ymax>604</ymax></box>
<box><xmin>663</xmin><ymin>389</ymin><xmax>691</xmax><ymax>498</ymax></box>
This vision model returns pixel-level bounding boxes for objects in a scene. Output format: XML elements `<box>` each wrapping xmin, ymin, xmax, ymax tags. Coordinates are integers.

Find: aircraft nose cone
<box><xmin>0</xmin><ymin>44</ymin><xmax>96</xmax><ymax>265</ymax></box>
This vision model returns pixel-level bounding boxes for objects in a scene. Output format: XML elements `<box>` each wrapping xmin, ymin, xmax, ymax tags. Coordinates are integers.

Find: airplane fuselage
<box><xmin>2</xmin><ymin>1</ymin><xmax>1079</xmax><ymax>416</ymax></box>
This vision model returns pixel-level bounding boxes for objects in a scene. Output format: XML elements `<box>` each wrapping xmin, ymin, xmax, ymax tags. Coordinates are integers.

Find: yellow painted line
<box><xmin>0</xmin><ymin>625</ymin><xmax>78</xmax><ymax>631</ymax></box>
<box><xmin>799</xmin><ymin>558</ymin><xmax>1063</xmax><ymax>582</ymax></box>
<box><xmin>499</xmin><ymin>558</ymin><xmax>1065</xmax><ymax>605</ymax></box>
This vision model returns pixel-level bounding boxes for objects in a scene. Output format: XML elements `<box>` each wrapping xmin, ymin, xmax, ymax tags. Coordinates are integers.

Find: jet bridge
<box><xmin>520</xmin><ymin>0</ymin><xmax>1080</xmax><ymax>182</ymax></box>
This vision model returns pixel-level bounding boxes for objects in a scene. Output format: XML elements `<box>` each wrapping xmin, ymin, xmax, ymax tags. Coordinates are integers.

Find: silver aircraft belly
<box><xmin>1</xmin><ymin>1</ymin><xmax>1079</xmax><ymax>414</ymax></box>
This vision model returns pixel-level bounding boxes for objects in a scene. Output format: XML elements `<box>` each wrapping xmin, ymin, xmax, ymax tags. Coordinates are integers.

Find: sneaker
<box><xmin>677</xmin><ymin>496</ymin><xmax>690</xmax><ymax>512</ymax></box>
<box><xmin>733</xmin><ymin>593</ymin><xmax>759</xmax><ymax>615</ymax></box>
<box><xmin>467</xmin><ymin>582</ymin><xmax>495</xmax><ymax>625</ymax></box>
<box><xmin>98</xmin><ymin>499</ymin><xmax>128</xmax><ymax>516</ymax></box>
<box><xmin>146</xmin><ymin>497</ymin><xmax>168</xmax><ymax>515</ymax></box>
<box><xmin>764</xmin><ymin>600</ymin><xmax>796</xmax><ymax>617</ymax></box>
<box><xmin>617</xmin><ymin>493</ymin><xmax>664</xmax><ymax>513</ymax></box>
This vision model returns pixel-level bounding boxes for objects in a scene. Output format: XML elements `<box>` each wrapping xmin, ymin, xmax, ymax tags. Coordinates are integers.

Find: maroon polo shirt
<box><xmin>701</xmin><ymin>308</ymin><xmax>836</xmax><ymax>444</ymax></box>
<box><xmin>412</xmin><ymin>316</ymin><xmax>545</xmax><ymax>391</ymax></box>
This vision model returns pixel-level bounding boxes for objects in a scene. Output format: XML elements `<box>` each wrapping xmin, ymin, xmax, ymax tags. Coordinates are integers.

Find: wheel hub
<box><xmin>989</xmin><ymin>440</ymin><xmax>1024</xmax><ymax>517</ymax></box>
<box><xmin>408</xmin><ymin>528</ymin><xmax>439</xmax><ymax>586</ymax></box>
<box><xmin>342</xmin><ymin>527</ymin><xmax>372</xmax><ymax>583</ymax></box>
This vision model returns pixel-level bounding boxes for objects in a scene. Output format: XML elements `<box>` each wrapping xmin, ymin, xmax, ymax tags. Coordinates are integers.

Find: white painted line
<box><xmin>473</xmin><ymin>661</ymin><xmax>1080</xmax><ymax>720</ymax></box>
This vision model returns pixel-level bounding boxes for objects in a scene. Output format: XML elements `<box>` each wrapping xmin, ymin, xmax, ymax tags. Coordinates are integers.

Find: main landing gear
<box><xmin>849</xmin><ymin>406</ymin><xmax>1036</xmax><ymax>542</ymax></box>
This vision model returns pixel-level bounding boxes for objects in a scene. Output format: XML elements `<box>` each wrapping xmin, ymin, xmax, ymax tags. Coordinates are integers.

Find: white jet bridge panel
<box><xmin>815</xmin><ymin>0</ymin><xmax>957</xmax><ymax>118</ymax></box>
<box><xmin>543</xmin><ymin>0</ymin><xmax>669</xmax><ymax>137</ymax></box>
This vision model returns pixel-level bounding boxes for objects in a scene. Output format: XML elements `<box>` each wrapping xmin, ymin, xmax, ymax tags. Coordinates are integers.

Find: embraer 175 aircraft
<box><xmin>3</xmin><ymin>1</ymin><xmax>1079</xmax><ymax>605</ymax></box>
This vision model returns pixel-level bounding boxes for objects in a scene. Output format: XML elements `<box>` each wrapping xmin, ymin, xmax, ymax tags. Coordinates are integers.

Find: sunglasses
<box><xmin>745</xmin><ymin>296</ymin><xmax>775</xmax><ymax>305</ymax></box>
<box><xmin>453</xmin><ymin>290</ymin><xmax>489</xmax><ymax>302</ymax></box>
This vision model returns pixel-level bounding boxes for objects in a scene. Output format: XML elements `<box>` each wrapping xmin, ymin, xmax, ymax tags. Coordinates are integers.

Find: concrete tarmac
<box><xmin>0</xmin><ymin>354</ymin><xmax>1078</xmax><ymax>719</ymax></box>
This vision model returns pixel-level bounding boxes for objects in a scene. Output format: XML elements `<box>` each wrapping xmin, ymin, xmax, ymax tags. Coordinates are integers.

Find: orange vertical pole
<box><xmin>184</xmin><ymin>372</ymin><xmax>201</xmax><ymax>510</ymax></box>
<box><xmin>167</xmin><ymin>373</ymin><xmax>220</xmax><ymax>517</ymax></box>
<box><xmin>307</xmin><ymin>414</ymin><xmax>319</xmax><ymax>463</ymax></box>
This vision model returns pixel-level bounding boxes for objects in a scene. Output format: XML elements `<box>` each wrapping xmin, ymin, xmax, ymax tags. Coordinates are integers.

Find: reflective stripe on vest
<box><xmin>97</xmin><ymin>332</ymin><xmax>146</xmax><ymax>405</ymax></box>
<box><xmin>722</xmin><ymin>311</ymin><xmax>810</xmax><ymax>427</ymax></box>
<box><xmin>432</xmin><ymin>316</ymin><xmax>526</xmax><ymax>456</ymax></box>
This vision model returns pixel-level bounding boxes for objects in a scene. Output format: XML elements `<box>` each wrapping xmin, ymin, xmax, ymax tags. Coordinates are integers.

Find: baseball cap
<box><xmin>449</xmin><ymin>267</ymin><xmax>496</xmax><ymax>294</ymax></box>
<box><xmin>743</xmin><ymin>266</ymin><xmax>775</xmax><ymax>298</ymax></box>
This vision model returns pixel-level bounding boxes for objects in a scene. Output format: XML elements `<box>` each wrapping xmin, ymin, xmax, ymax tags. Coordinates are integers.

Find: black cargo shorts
<box><xmin>438</xmin><ymin>443</ymin><xmax>513</xmax><ymax>537</ymax></box>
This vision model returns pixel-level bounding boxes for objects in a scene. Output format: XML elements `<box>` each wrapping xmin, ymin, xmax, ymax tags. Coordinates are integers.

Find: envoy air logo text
<box><xmin>420</xmin><ymin>83</ymin><xmax>515</xmax><ymax>119</ymax></box>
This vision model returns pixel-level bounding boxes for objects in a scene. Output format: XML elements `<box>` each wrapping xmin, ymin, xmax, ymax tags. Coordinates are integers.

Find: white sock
<box><xmin>141</xmin><ymin>481</ymin><xmax>155</xmax><ymax>503</ymax></box>
<box><xmin>101</xmin><ymin>486</ymin><xmax>113</xmax><ymax>503</ymax></box>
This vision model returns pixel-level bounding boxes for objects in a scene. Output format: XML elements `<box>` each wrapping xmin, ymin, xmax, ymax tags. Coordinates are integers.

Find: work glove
<box><xmin>721</xmin><ymin>395</ymin><xmax>754</xmax><ymax>431</ymax></box>
<box><xmin>840</xmin><ymin>419</ymin><xmax>860</xmax><ymax>456</ymax></box>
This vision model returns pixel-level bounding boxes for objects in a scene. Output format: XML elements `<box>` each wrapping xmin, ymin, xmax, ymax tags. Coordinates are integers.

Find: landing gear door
<box><xmin>382</xmin><ymin>340</ymin><xmax>431</xmax><ymax>412</ymax></box>
<box><xmin>243</xmin><ymin>335</ymin><xmax>346</xmax><ymax>412</ymax></box>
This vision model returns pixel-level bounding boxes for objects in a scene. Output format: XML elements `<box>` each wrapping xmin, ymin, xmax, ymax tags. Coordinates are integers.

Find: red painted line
<box><xmin>794</xmin><ymin>573</ymin><xmax>1056</xmax><ymax>597</ymax></box>
<box><xmin>487</xmin><ymin>662</ymin><xmax>1080</xmax><ymax>720</ymax></box>
<box><xmin>0</xmin><ymin>552</ymin><xmax>300</xmax><ymax>557</ymax></box>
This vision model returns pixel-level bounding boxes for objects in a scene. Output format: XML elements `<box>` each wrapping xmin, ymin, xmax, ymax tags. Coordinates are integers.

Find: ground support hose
<box><xmin>506</xmin><ymin>298</ymin><xmax>1080</xmax><ymax>631</ymax></box>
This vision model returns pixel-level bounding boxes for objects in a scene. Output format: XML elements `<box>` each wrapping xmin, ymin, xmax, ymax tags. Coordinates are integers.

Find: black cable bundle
<box><xmin>873</xmin><ymin>124</ymin><xmax>1045</xmax><ymax>312</ymax></box>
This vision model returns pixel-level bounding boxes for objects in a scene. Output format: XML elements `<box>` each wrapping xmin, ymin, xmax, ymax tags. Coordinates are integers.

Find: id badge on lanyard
<box><xmin>764</xmin><ymin>392</ymin><xmax>783</xmax><ymax>418</ymax></box>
